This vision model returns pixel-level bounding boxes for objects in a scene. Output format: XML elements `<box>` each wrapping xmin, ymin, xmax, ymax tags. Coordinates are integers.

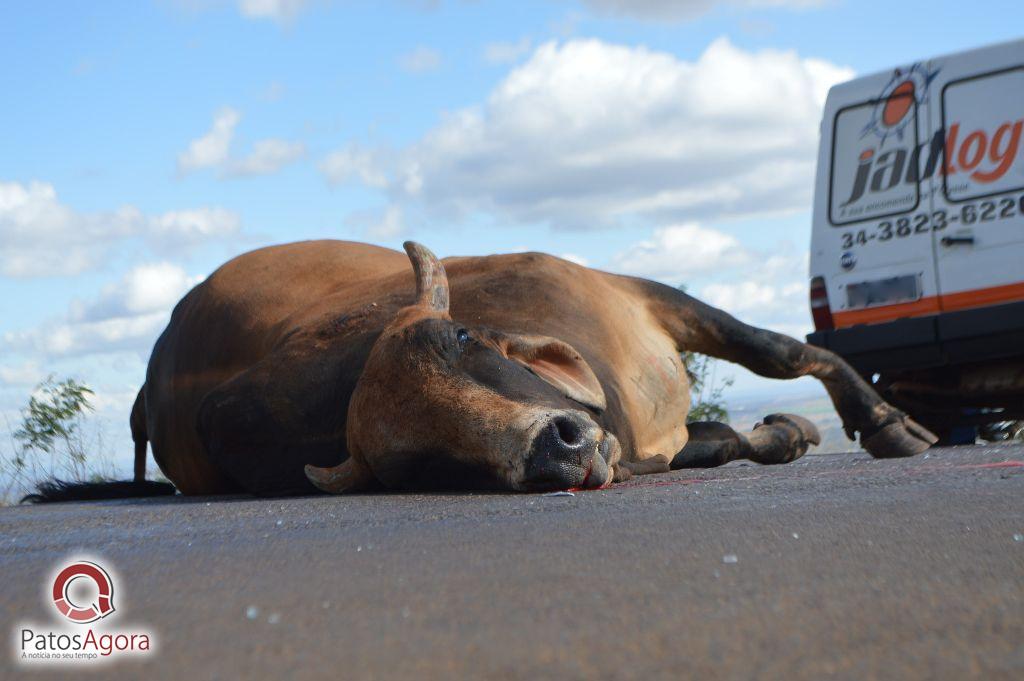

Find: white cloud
<box><xmin>699</xmin><ymin>277</ymin><xmax>809</xmax><ymax>339</ymax></box>
<box><xmin>177</xmin><ymin>107</ymin><xmax>240</xmax><ymax>175</ymax></box>
<box><xmin>344</xmin><ymin>204</ymin><xmax>407</xmax><ymax>240</ymax></box>
<box><xmin>581</xmin><ymin>0</ymin><xmax>715</xmax><ymax>21</ymax></box>
<box><xmin>177</xmin><ymin>108</ymin><xmax>305</xmax><ymax>178</ymax></box>
<box><xmin>702</xmin><ymin>280</ymin><xmax>788</xmax><ymax>314</ymax></box>
<box><xmin>559</xmin><ymin>253</ymin><xmax>588</xmax><ymax>266</ymax></box>
<box><xmin>237</xmin><ymin>0</ymin><xmax>309</xmax><ymax>22</ymax></box>
<box><xmin>172</xmin><ymin>0</ymin><xmax>310</xmax><ymax>24</ymax></box>
<box><xmin>484</xmin><ymin>38</ymin><xmax>533</xmax><ymax>64</ymax></box>
<box><xmin>611</xmin><ymin>223</ymin><xmax>750</xmax><ymax>281</ymax></box>
<box><xmin>326</xmin><ymin>37</ymin><xmax>852</xmax><ymax>229</ymax></box>
<box><xmin>0</xmin><ymin>180</ymin><xmax>240</xmax><ymax>278</ymax></box>
<box><xmin>320</xmin><ymin>145</ymin><xmax>390</xmax><ymax>188</ymax></box>
<box><xmin>398</xmin><ymin>46</ymin><xmax>442</xmax><ymax>73</ymax></box>
<box><xmin>0</xmin><ymin>361</ymin><xmax>43</xmax><ymax>387</ymax></box>
<box><xmin>122</xmin><ymin>264</ymin><xmax>199</xmax><ymax>313</ymax></box>
<box><xmin>612</xmin><ymin>223</ymin><xmax>811</xmax><ymax>337</ymax></box>
<box><xmin>5</xmin><ymin>263</ymin><xmax>203</xmax><ymax>358</ymax></box>
<box><xmin>24</xmin><ymin>314</ymin><xmax>167</xmax><ymax>357</ymax></box>
<box><xmin>149</xmin><ymin>207</ymin><xmax>240</xmax><ymax>243</ymax></box>
<box><xmin>366</xmin><ymin>205</ymin><xmax>406</xmax><ymax>239</ymax></box>
<box><xmin>77</xmin><ymin>263</ymin><xmax>203</xmax><ymax>322</ymax></box>
<box><xmin>0</xmin><ymin>180</ymin><xmax>141</xmax><ymax>277</ymax></box>
<box><xmin>228</xmin><ymin>139</ymin><xmax>306</xmax><ymax>176</ymax></box>
<box><xmin>580</xmin><ymin>0</ymin><xmax>827</xmax><ymax>22</ymax></box>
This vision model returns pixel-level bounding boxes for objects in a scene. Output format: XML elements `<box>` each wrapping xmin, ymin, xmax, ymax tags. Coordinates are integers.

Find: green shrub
<box><xmin>1</xmin><ymin>376</ymin><xmax>115</xmax><ymax>503</ymax></box>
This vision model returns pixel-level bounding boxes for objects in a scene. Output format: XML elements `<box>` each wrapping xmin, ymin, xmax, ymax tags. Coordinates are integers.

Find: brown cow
<box><xmin>28</xmin><ymin>240</ymin><xmax>937</xmax><ymax>500</ymax></box>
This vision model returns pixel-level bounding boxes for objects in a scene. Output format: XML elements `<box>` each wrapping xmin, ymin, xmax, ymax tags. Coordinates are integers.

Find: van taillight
<box><xmin>810</xmin><ymin>276</ymin><xmax>834</xmax><ymax>331</ymax></box>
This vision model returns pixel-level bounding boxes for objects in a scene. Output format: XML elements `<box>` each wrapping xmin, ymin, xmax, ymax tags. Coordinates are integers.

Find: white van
<box><xmin>808</xmin><ymin>38</ymin><xmax>1024</xmax><ymax>443</ymax></box>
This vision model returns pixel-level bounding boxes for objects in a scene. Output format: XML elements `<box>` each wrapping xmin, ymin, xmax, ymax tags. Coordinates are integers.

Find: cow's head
<box><xmin>305</xmin><ymin>242</ymin><xmax>620</xmax><ymax>493</ymax></box>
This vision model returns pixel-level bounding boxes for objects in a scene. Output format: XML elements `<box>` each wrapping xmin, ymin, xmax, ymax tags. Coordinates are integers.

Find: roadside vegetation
<box><xmin>683</xmin><ymin>351</ymin><xmax>733</xmax><ymax>423</ymax></box>
<box><xmin>0</xmin><ymin>376</ymin><xmax>117</xmax><ymax>504</ymax></box>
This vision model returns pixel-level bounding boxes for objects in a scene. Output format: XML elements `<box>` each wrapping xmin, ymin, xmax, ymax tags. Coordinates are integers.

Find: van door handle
<box><xmin>941</xmin><ymin>236</ymin><xmax>975</xmax><ymax>247</ymax></box>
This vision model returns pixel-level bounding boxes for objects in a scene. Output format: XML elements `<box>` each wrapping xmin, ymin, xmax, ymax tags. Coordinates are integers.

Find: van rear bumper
<box><xmin>806</xmin><ymin>299</ymin><xmax>1024</xmax><ymax>374</ymax></box>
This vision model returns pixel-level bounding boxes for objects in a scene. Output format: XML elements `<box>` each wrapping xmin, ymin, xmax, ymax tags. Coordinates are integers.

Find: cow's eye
<box><xmin>456</xmin><ymin>328</ymin><xmax>471</xmax><ymax>347</ymax></box>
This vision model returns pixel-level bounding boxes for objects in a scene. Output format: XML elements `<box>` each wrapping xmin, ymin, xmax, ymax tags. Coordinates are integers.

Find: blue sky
<box><xmin>1</xmin><ymin>0</ymin><xmax>1020</xmax><ymax>469</ymax></box>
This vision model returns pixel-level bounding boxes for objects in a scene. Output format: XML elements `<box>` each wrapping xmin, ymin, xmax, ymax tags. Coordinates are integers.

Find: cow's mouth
<box><xmin>582</xmin><ymin>436</ymin><xmax>616</xmax><ymax>490</ymax></box>
<box><xmin>520</xmin><ymin>445</ymin><xmax>605</xmax><ymax>492</ymax></box>
<box><xmin>579</xmin><ymin>457</ymin><xmax>595</xmax><ymax>489</ymax></box>
<box><xmin>520</xmin><ymin>411</ymin><xmax>618</xmax><ymax>492</ymax></box>
<box><xmin>569</xmin><ymin>437</ymin><xmax>616</xmax><ymax>491</ymax></box>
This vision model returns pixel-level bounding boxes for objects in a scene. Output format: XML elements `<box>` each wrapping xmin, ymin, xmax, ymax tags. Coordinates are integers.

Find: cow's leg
<box><xmin>618</xmin><ymin>454</ymin><xmax>672</xmax><ymax>476</ymax></box>
<box><xmin>639</xmin><ymin>282</ymin><xmax>937</xmax><ymax>457</ymax></box>
<box><xmin>129</xmin><ymin>387</ymin><xmax>148</xmax><ymax>482</ymax></box>
<box><xmin>672</xmin><ymin>415</ymin><xmax>820</xmax><ymax>469</ymax></box>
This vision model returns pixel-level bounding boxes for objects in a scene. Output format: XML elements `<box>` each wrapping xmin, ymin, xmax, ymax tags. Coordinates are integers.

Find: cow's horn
<box><xmin>403</xmin><ymin>241</ymin><xmax>449</xmax><ymax>313</ymax></box>
<box><xmin>304</xmin><ymin>458</ymin><xmax>375</xmax><ymax>494</ymax></box>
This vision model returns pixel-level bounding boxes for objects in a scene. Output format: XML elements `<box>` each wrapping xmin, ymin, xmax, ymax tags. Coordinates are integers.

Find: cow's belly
<box><xmin>614</xmin><ymin>306</ymin><xmax>691</xmax><ymax>462</ymax></box>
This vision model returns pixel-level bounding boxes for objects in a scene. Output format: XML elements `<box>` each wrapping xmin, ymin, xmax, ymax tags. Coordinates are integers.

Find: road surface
<box><xmin>3</xmin><ymin>444</ymin><xmax>1023</xmax><ymax>679</ymax></box>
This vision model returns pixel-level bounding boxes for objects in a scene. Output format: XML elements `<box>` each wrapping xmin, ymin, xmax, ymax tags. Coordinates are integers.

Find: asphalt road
<box><xmin>3</xmin><ymin>444</ymin><xmax>1023</xmax><ymax>680</ymax></box>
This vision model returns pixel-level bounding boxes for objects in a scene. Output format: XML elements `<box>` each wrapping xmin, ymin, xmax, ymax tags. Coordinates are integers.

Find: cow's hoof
<box><xmin>761</xmin><ymin>413</ymin><xmax>821</xmax><ymax>446</ymax></box>
<box><xmin>750</xmin><ymin>413</ymin><xmax>821</xmax><ymax>464</ymax></box>
<box><xmin>861</xmin><ymin>416</ymin><xmax>938</xmax><ymax>458</ymax></box>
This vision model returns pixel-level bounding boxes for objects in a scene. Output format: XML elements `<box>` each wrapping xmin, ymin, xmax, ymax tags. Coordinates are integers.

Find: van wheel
<box><xmin>979</xmin><ymin>421</ymin><xmax>1024</xmax><ymax>442</ymax></box>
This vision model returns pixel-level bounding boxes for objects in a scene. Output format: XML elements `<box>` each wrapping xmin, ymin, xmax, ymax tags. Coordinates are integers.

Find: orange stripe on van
<box><xmin>940</xmin><ymin>280</ymin><xmax>1024</xmax><ymax>311</ymax></box>
<box><xmin>833</xmin><ymin>297</ymin><xmax>941</xmax><ymax>327</ymax></box>
<box><xmin>833</xmin><ymin>280</ymin><xmax>1024</xmax><ymax>328</ymax></box>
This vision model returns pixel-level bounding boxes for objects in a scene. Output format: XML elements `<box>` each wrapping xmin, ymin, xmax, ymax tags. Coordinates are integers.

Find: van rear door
<box><xmin>930</xmin><ymin>42</ymin><xmax>1024</xmax><ymax>315</ymax></box>
<box><xmin>820</xmin><ymin>66</ymin><xmax>941</xmax><ymax>329</ymax></box>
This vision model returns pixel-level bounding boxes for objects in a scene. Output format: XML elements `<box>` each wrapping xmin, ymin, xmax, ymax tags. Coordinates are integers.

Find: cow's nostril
<box><xmin>524</xmin><ymin>413</ymin><xmax>605</xmax><ymax>490</ymax></box>
<box><xmin>553</xmin><ymin>416</ymin><xmax>583</xmax><ymax>447</ymax></box>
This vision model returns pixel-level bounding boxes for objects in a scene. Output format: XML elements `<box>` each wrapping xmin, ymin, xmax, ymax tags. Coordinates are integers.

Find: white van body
<box><xmin>808</xmin><ymin>38</ymin><xmax>1024</xmax><ymax>440</ymax></box>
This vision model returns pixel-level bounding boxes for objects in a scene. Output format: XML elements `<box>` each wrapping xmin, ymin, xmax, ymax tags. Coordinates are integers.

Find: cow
<box><xmin>28</xmin><ymin>240</ymin><xmax>937</xmax><ymax>501</ymax></box>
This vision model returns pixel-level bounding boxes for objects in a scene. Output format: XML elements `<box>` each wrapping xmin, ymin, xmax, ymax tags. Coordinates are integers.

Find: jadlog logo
<box><xmin>841</xmin><ymin>62</ymin><xmax>1023</xmax><ymax>207</ymax></box>
<box><xmin>13</xmin><ymin>557</ymin><xmax>155</xmax><ymax>666</ymax></box>
<box><xmin>843</xmin><ymin>121</ymin><xmax>1023</xmax><ymax>206</ymax></box>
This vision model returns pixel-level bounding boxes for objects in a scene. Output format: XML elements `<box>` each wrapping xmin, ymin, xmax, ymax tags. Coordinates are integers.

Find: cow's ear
<box><xmin>502</xmin><ymin>335</ymin><xmax>607</xmax><ymax>412</ymax></box>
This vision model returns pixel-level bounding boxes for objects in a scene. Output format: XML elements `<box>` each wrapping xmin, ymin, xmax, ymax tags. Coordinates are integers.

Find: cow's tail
<box><xmin>21</xmin><ymin>387</ymin><xmax>176</xmax><ymax>503</ymax></box>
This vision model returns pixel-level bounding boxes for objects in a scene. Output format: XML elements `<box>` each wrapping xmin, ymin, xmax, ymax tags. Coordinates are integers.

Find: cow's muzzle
<box><xmin>521</xmin><ymin>411</ymin><xmax>615</xmax><ymax>491</ymax></box>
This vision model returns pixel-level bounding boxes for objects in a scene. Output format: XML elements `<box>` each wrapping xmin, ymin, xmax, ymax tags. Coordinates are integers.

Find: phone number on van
<box><xmin>840</xmin><ymin>194</ymin><xmax>1024</xmax><ymax>249</ymax></box>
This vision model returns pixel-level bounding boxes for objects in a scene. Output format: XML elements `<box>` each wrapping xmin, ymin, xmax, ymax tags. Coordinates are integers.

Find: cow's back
<box><xmin>144</xmin><ymin>240</ymin><xmax>408</xmax><ymax>493</ymax></box>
